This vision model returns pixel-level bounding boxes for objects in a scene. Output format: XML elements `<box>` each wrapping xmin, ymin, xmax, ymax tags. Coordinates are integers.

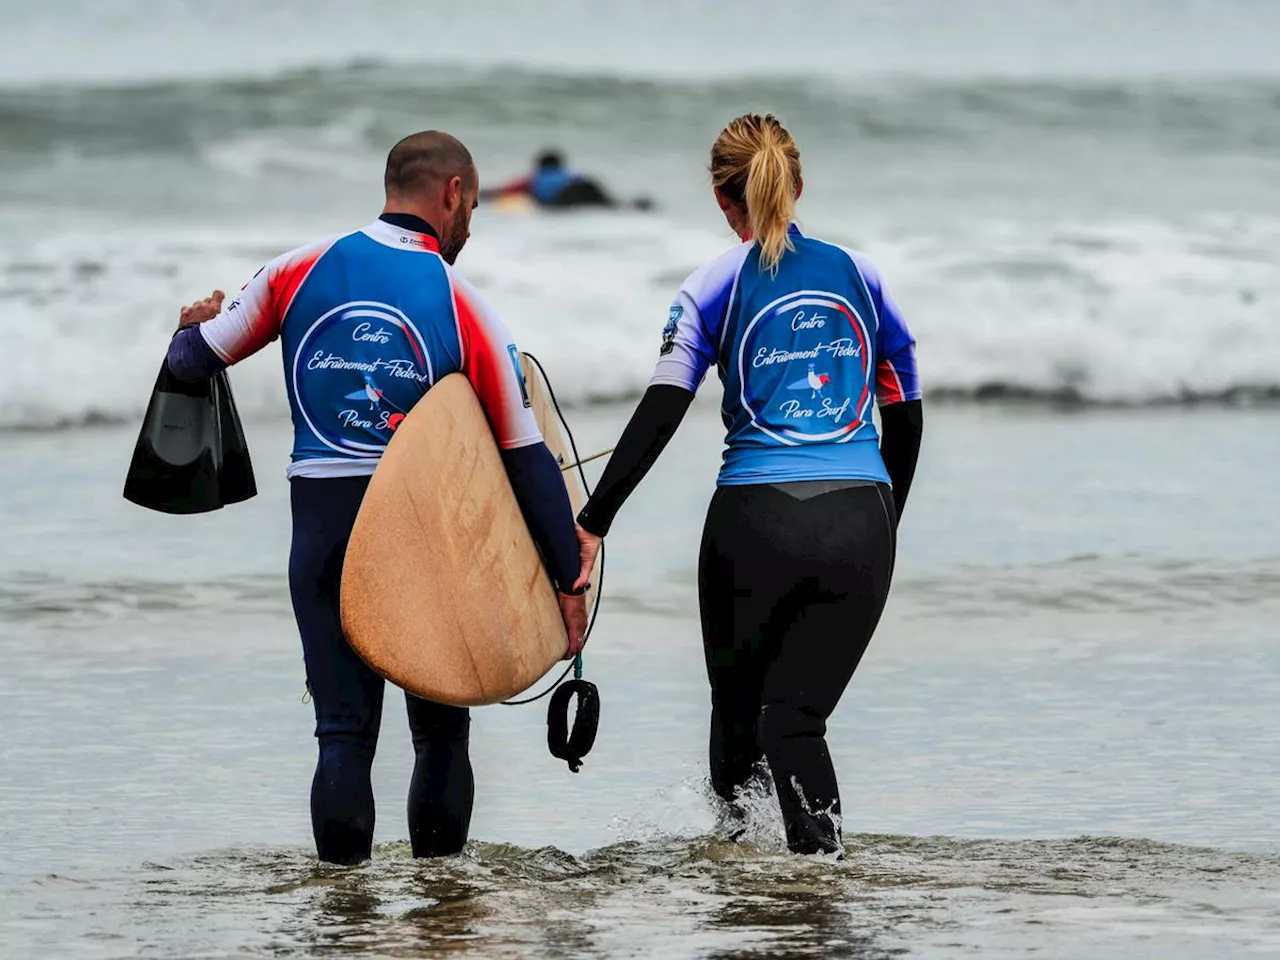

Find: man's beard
<box><xmin>438</xmin><ymin>211</ymin><xmax>468</xmax><ymax>265</ymax></box>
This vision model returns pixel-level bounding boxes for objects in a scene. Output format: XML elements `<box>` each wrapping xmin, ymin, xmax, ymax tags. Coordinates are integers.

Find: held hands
<box><xmin>556</xmin><ymin>525</ymin><xmax>604</xmax><ymax>660</ymax></box>
<box><xmin>179</xmin><ymin>289</ymin><xmax>225</xmax><ymax>326</ymax></box>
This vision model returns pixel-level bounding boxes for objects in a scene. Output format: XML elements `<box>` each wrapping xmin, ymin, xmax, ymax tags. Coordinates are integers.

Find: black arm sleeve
<box><xmin>576</xmin><ymin>385</ymin><xmax>695</xmax><ymax>537</ymax></box>
<box><xmin>878</xmin><ymin>399</ymin><xmax>923</xmax><ymax>520</ymax></box>
<box><xmin>501</xmin><ymin>442</ymin><xmax>580</xmax><ymax>593</ymax></box>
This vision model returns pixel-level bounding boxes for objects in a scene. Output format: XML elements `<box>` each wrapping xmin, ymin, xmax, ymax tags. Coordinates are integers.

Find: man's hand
<box><xmin>573</xmin><ymin>525</ymin><xmax>603</xmax><ymax>593</ymax></box>
<box><xmin>179</xmin><ymin>289</ymin><xmax>226</xmax><ymax>326</ymax></box>
<box><xmin>558</xmin><ymin>591</ymin><xmax>589</xmax><ymax>660</ymax></box>
<box><xmin>558</xmin><ymin>525</ymin><xmax>603</xmax><ymax>658</ymax></box>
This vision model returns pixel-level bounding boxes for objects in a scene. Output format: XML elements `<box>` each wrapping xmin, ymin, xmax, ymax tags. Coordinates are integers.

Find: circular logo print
<box><xmin>737</xmin><ymin>291</ymin><xmax>873</xmax><ymax>444</ymax></box>
<box><xmin>291</xmin><ymin>300</ymin><xmax>432</xmax><ymax>457</ymax></box>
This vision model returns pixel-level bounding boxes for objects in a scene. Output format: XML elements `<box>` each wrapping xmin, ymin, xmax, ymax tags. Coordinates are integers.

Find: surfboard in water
<box><xmin>340</xmin><ymin>373</ymin><xmax>569</xmax><ymax>707</ymax></box>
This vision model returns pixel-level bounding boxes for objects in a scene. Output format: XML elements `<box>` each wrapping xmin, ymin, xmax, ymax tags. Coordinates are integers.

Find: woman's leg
<box><xmin>698</xmin><ymin>487</ymin><xmax>795</xmax><ymax>805</ymax></box>
<box><xmin>289</xmin><ymin>475</ymin><xmax>385</xmax><ymax>865</ymax></box>
<box><xmin>756</xmin><ymin>484</ymin><xmax>896</xmax><ymax>853</ymax></box>
<box><xmin>405</xmin><ymin>694</ymin><xmax>473</xmax><ymax>857</ymax></box>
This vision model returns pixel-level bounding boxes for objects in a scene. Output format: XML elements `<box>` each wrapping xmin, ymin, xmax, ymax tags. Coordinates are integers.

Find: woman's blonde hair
<box><xmin>710</xmin><ymin>113</ymin><xmax>801</xmax><ymax>273</ymax></box>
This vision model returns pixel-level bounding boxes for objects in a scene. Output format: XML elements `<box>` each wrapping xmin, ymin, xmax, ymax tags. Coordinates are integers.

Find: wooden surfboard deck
<box><xmin>340</xmin><ymin>373</ymin><xmax>568</xmax><ymax>707</ymax></box>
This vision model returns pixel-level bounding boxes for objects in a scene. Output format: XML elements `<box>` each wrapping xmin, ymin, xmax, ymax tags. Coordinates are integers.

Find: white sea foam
<box><xmin>868</xmin><ymin>215</ymin><xmax>1280</xmax><ymax>403</ymax></box>
<box><xmin>2</xmin><ymin>209</ymin><xmax>1275</xmax><ymax>431</ymax></box>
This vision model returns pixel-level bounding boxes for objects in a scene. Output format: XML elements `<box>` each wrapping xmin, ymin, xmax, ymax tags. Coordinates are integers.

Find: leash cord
<box><xmin>501</xmin><ymin>352</ymin><xmax>604</xmax><ymax>707</ymax></box>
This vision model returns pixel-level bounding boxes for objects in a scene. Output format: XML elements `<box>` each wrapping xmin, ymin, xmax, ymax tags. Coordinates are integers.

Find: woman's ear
<box><xmin>714</xmin><ymin>185</ymin><xmax>749</xmax><ymax>239</ymax></box>
<box><xmin>796</xmin><ymin>176</ymin><xmax>804</xmax><ymax>201</ymax></box>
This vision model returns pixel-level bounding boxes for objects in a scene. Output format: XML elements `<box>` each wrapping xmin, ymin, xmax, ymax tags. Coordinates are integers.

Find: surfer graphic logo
<box><xmin>660</xmin><ymin>305</ymin><xmax>682</xmax><ymax>356</ymax></box>
<box><xmin>343</xmin><ymin>373</ymin><xmax>406</xmax><ymax>430</ymax></box>
<box><xmin>788</xmin><ymin>363</ymin><xmax>833</xmax><ymax>398</ymax></box>
<box><xmin>346</xmin><ymin>373</ymin><xmax>384</xmax><ymax>409</ymax></box>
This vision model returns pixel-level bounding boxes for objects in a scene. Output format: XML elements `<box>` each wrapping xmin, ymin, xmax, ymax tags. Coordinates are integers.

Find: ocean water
<box><xmin>2</xmin><ymin>2</ymin><xmax>1279</xmax><ymax>957</ymax></box>
<box><xmin>3</xmin><ymin>404</ymin><xmax>1280</xmax><ymax>957</ymax></box>
<box><xmin>3</xmin><ymin>3</ymin><xmax>1280</xmax><ymax>427</ymax></box>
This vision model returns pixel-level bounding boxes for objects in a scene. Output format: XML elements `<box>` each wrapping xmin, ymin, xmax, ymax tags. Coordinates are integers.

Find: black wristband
<box><xmin>561</xmin><ymin>582</ymin><xmax>588</xmax><ymax>596</ymax></box>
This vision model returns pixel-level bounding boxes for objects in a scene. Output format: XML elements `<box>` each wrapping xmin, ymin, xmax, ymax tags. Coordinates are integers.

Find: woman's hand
<box><xmin>557</xmin><ymin>591</ymin><xmax>589</xmax><ymax>659</ymax></box>
<box><xmin>179</xmin><ymin>289</ymin><xmax>225</xmax><ymax>326</ymax></box>
<box><xmin>573</xmin><ymin>525</ymin><xmax>603</xmax><ymax>593</ymax></box>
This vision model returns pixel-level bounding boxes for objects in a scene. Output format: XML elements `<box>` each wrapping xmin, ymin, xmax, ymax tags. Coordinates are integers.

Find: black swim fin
<box><xmin>122</xmin><ymin>359</ymin><xmax>257</xmax><ymax>514</ymax></box>
<box><xmin>212</xmin><ymin>371</ymin><xmax>257</xmax><ymax>506</ymax></box>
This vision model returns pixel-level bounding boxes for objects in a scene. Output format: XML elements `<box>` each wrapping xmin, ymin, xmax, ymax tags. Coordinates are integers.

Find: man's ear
<box><xmin>444</xmin><ymin>175</ymin><xmax>463</xmax><ymax>213</ymax></box>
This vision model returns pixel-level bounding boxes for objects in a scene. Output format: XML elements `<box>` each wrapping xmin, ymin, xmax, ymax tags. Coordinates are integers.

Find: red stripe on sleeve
<box><xmin>876</xmin><ymin>359</ymin><xmax>905</xmax><ymax>404</ymax></box>
<box><xmin>270</xmin><ymin>246</ymin><xmax>326</xmax><ymax>320</ymax></box>
<box><xmin>454</xmin><ymin>287</ymin><xmax>514</xmax><ymax>441</ymax></box>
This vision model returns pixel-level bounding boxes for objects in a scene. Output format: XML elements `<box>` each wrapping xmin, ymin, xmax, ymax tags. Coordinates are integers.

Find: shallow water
<box><xmin>15</xmin><ymin>836</ymin><xmax>1280</xmax><ymax>959</ymax></box>
<box><xmin>2</xmin><ymin>402</ymin><xmax>1279</xmax><ymax>957</ymax></box>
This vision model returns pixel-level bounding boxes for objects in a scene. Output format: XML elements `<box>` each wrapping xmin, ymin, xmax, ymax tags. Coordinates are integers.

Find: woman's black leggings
<box><xmin>698</xmin><ymin>481</ymin><xmax>896</xmax><ymax>854</ymax></box>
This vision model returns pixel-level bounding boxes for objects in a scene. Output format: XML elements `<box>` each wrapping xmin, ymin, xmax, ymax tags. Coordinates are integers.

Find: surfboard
<box><xmin>340</xmin><ymin>373</ymin><xmax>568</xmax><ymax>707</ymax></box>
<box><xmin>519</xmin><ymin>353</ymin><xmax>601</xmax><ymax>622</ymax></box>
<box><xmin>491</xmin><ymin>193</ymin><xmax>536</xmax><ymax>215</ymax></box>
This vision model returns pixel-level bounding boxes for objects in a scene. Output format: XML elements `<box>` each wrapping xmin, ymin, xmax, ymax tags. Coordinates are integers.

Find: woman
<box><xmin>574</xmin><ymin>114</ymin><xmax>924</xmax><ymax>855</ymax></box>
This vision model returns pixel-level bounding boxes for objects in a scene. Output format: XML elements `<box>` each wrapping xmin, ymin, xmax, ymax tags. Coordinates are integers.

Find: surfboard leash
<box><xmin>504</xmin><ymin>353</ymin><xmax>604</xmax><ymax>775</ymax></box>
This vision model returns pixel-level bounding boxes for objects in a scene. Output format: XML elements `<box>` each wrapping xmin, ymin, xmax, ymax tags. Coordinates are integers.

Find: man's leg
<box><xmin>289</xmin><ymin>476</ymin><xmax>385</xmax><ymax>865</ymax></box>
<box><xmin>405</xmin><ymin>694</ymin><xmax>473</xmax><ymax>857</ymax></box>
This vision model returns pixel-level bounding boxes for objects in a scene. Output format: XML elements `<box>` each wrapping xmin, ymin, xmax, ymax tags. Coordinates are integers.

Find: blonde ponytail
<box><xmin>710</xmin><ymin>113</ymin><xmax>801</xmax><ymax>273</ymax></box>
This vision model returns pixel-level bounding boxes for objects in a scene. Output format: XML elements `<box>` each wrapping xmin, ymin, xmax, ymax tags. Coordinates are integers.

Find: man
<box><xmin>481</xmin><ymin>149</ymin><xmax>651</xmax><ymax>210</ymax></box>
<box><xmin>167</xmin><ymin>131</ymin><xmax>589</xmax><ymax>864</ymax></box>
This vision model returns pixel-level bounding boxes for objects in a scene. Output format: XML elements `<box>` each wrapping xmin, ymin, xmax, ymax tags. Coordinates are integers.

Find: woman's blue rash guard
<box><xmin>577</xmin><ymin>225</ymin><xmax>923</xmax><ymax>536</ymax></box>
<box><xmin>652</xmin><ymin>224</ymin><xmax>920</xmax><ymax>485</ymax></box>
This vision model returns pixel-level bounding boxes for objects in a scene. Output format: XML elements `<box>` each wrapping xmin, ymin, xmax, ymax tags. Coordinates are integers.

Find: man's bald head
<box><xmin>384</xmin><ymin>131</ymin><xmax>475</xmax><ymax>197</ymax></box>
<box><xmin>382</xmin><ymin>131</ymin><xmax>478</xmax><ymax>264</ymax></box>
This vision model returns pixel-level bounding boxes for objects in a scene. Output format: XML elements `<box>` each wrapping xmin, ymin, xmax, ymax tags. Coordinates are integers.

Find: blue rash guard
<box><xmin>577</xmin><ymin>225</ymin><xmax>923</xmax><ymax>538</ymax></box>
<box><xmin>166</xmin><ymin>213</ymin><xmax>579</xmax><ymax>592</ymax></box>
<box><xmin>652</xmin><ymin>224</ymin><xmax>921</xmax><ymax>485</ymax></box>
<box><xmin>530</xmin><ymin>168</ymin><xmax>577</xmax><ymax>205</ymax></box>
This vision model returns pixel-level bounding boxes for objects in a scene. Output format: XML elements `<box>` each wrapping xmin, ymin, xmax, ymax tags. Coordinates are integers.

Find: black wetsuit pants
<box><xmin>698</xmin><ymin>481</ymin><xmax>896</xmax><ymax>854</ymax></box>
<box><xmin>288</xmin><ymin>476</ymin><xmax>473</xmax><ymax>864</ymax></box>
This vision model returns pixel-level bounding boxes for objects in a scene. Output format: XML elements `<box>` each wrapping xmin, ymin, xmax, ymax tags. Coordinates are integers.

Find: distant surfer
<box><xmin>165</xmin><ymin>131</ymin><xmax>591</xmax><ymax>864</ymax></box>
<box><xmin>572</xmin><ymin>114</ymin><xmax>924</xmax><ymax>855</ymax></box>
<box><xmin>481</xmin><ymin>148</ymin><xmax>653</xmax><ymax>210</ymax></box>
